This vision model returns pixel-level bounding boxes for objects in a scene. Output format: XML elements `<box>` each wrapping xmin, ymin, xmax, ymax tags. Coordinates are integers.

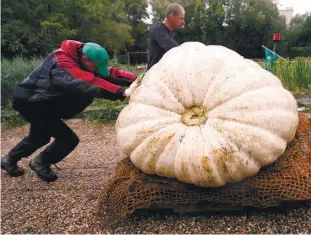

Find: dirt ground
<box><xmin>1</xmin><ymin>120</ymin><xmax>310</xmax><ymax>234</ymax></box>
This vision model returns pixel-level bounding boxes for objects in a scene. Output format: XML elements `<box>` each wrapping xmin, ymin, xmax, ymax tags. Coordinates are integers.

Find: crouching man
<box><xmin>1</xmin><ymin>40</ymin><xmax>142</xmax><ymax>182</ymax></box>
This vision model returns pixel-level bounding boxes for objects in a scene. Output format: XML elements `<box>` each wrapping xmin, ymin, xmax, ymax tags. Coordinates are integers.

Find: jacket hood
<box><xmin>59</xmin><ymin>40</ymin><xmax>84</xmax><ymax>60</ymax></box>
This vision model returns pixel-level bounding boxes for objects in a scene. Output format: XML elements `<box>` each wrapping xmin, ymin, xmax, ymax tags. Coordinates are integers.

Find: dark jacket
<box><xmin>147</xmin><ymin>23</ymin><xmax>179</xmax><ymax>70</ymax></box>
<box><xmin>12</xmin><ymin>40</ymin><xmax>137</xmax><ymax>118</ymax></box>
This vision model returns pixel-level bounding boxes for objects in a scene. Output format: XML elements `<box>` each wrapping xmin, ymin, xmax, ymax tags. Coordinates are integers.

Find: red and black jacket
<box><xmin>12</xmin><ymin>40</ymin><xmax>137</xmax><ymax>118</ymax></box>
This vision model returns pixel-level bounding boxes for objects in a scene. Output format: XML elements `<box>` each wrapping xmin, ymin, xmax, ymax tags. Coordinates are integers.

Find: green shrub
<box><xmin>83</xmin><ymin>105</ymin><xmax>126</xmax><ymax>124</ymax></box>
<box><xmin>274</xmin><ymin>57</ymin><xmax>311</xmax><ymax>94</ymax></box>
<box><xmin>1</xmin><ymin>57</ymin><xmax>42</xmax><ymax>107</ymax></box>
<box><xmin>1</xmin><ymin>113</ymin><xmax>26</xmax><ymax>128</ymax></box>
<box><xmin>92</xmin><ymin>98</ymin><xmax>127</xmax><ymax>108</ymax></box>
<box><xmin>290</xmin><ymin>47</ymin><xmax>311</xmax><ymax>58</ymax></box>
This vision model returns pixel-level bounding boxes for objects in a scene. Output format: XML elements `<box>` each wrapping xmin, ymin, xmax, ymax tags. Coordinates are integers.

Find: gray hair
<box><xmin>165</xmin><ymin>3</ymin><xmax>184</xmax><ymax>17</ymax></box>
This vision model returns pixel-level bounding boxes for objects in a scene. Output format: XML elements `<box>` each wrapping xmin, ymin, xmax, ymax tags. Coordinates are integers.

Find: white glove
<box><xmin>124</xmin><ymin>80</ymin><xmax>140</xmax><ymax>97</ymax></box>
<box><xmin>123</xmin><ymin>73</ymin><xmax>144</xmax><ymax>97</ymax></box>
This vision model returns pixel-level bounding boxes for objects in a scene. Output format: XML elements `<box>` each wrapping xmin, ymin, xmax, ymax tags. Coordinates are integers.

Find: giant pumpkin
<box><xmin>116</xmin><ymin>42</ymin><xmax>298</xmax><ymax>187</ymax></box>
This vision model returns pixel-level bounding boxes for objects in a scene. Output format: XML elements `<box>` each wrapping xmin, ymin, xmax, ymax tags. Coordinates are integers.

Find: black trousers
<box><xmin>7</xmin><ymin>99</ymin><xmax>79</xmax><ymax>165</ymax></box>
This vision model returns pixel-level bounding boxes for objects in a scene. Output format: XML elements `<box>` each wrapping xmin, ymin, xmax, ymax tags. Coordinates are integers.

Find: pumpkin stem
<box><xmin>181</xmin><ymin>106</ymin><xmax>207</xmax><ymax>126</ymax></box>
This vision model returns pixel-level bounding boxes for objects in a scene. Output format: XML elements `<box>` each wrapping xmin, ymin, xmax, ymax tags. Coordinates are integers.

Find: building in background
<box><xmin>279</xmin><ymin>7</ymin><xmax>294</xmax><ymax>26</ymax></box>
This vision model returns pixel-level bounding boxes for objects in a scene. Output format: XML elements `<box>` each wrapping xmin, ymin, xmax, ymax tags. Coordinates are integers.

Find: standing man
<box><xmin>147</xmin><ymin>3</ymin><xmax>185</xmax><ymax>70</ymax></box>
<box><xmin>1</xmin><ymin>40</ymin><xmax>142</xmax><ymax>182</ymax></box>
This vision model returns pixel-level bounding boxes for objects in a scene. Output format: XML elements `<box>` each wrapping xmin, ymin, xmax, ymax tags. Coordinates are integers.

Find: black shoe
<box><xmin>29</xmin><ymin>159</ymin><xmax>58</xmax><ymax>182</ymax></box>
<box><xmin>1</xmin><ymin>155</ymin><xmax>25</xmax><ymax>177</ymax></box>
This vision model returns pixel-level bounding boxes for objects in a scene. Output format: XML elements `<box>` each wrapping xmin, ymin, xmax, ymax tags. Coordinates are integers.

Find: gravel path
<box><xmin>1</xmin><ymin>120</ymin><xmax>311</xmax><ymax>234</ymax></box>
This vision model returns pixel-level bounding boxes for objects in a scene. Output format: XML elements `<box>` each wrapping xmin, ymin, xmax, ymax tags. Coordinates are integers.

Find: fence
<box><xmin>126</xmin><ymin>51</ymin><xmax>148</xmax><ymax>66</ymax></box>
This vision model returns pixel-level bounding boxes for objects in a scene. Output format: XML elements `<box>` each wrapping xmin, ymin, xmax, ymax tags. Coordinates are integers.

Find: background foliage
<box><xmin>1</xmin><ymin>0</ymin><xmax>311</xmax><ymax>59</ymax></box>
<box><xmin>1</xmin><ymin>0</ymin><xmax>311</xmax><ymax>126</ymax></box>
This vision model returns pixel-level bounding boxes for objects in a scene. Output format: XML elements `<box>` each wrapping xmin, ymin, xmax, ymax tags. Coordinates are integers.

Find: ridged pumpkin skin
<box><xmin>116</xmin><ymin>42</ymin><xmax>299</xmax><ymax>187</ymax></box>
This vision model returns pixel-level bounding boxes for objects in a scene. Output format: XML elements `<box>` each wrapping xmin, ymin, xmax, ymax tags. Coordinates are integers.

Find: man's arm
<box><xmin>105</xmin><ymin>67</ymin><xmax>138</xmax><ymax>86</ymax></box>
<box><xmin>50</xmin><ymin>67</ymin><xmax>126</xmax><ymax>100</ymax></box>
<box><xmin>108</xmin><ymin>67</ymin><xmax>137</xmax><ymax>82</ymax></box>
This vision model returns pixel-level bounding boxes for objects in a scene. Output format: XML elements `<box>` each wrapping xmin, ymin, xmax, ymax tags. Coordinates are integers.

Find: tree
<box><xmin>124</xmin><ymin>0</ymin><xmax>149</xmax><ymax>52</ymax></box>
<box><xmin>287</xmin><ymin>13</ymin><xmax>311</xmax><ymax>57</ymax></box>
<box><xmin>223</xmin><ymin>0</ymin><xmax>286</xmax><ymax>58</ymax></box>
<box><xmin>1</xmin><ymin>0</ymin><xmax>144</xmax><ymax>59</ymax></box>
<box><xmin>204</xmin><ymin>0</ymin><xmax>226</xmax><ymax>45</ymax></box>
<box><xmin>40</xmin><ymin>14</ymin><xmax>78</xmax><ymax>51</ymax></box>
<box><xmin>1</xmin><ymin>0</ymin><xmax>45</xmax><ymax>57</ymax></box>
<box><xmin>2</xmin><ymin>0</ymin><xmax>308</xmax><ymax>59</ymax></box>
<box><xmin>1</xmin><ymin>0</ymin><xmax>82</xmax><ymax>57</ymax></box>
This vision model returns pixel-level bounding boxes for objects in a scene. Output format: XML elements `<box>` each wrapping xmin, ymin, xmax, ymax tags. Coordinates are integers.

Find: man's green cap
<box><xmin>82</xmin><ymin>42</ymin><xmax>110</xmax><ymax>76</ymax></box>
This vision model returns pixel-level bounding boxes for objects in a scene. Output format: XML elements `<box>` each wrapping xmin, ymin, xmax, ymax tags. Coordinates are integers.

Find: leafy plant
<box><xmin>274</xmin><ymin>57</ymin><xmax>311</xmax><ymax>95</ymax></box>
<box><xmin>1</xmin><ymin>57</ymin><xmax>42</xmax><ymax>107</ymax></box>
